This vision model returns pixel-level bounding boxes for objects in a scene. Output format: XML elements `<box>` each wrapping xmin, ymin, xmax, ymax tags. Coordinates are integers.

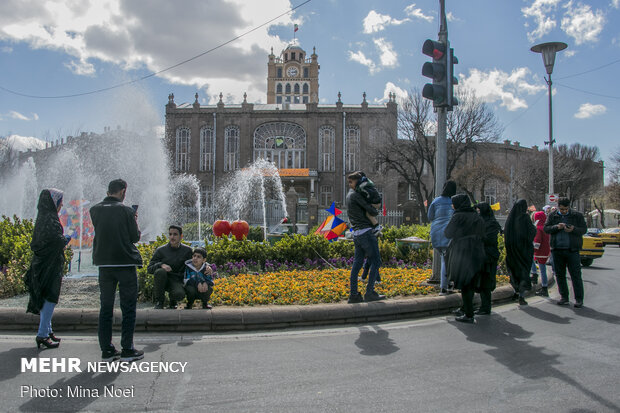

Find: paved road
<box><xmin>1</xmin><ymin>247</ymin><xmax>619</xmax><ymax>412</ymax></box>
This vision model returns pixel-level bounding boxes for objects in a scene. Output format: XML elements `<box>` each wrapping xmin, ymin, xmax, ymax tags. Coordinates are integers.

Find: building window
<box><xmin>303</xmin><ymin>96</ymin><xmax>308</xmax><ymax>103</ymax></box>
<box><xmin>294</xmin><ymin>83</ymin><xmax>300</xmax><ymax>94</ymax></box>
<box><xmin>277</xmin><ymin>67</ymin><xmax>282</xmax><ymax>78</ymax></box>
<box><xmin>285</xmin><ymin>53</ymin><xmax>288</xmax><ymax>61</ymax></box>
<box><xmin>199</xmin><ymin>127</ymin><xmax>213</xmax><ymax>171</ymax></box>
<box><xmin>303</xmin><ymin>67</ymin><xmax>309</xmax><ymax>78</ymax></box>
<box><xmin>277</xmin><ymin>96</ymin><xmax>282</xmax><ymax>104</ymax></box>
<box><xmin>224</xmin><ymin>126</ymin><xmax>239</xmax><ymax>171</ymax></box>
<box><xmin>276</xmin><ymin>84</ymin><xmax>282</xmax><ymax>94</ymax></box>
<box><xmin>320</xmin><ymin>185</ymin><xmax>333</xmax><ymax>206</ymax></box>
<box><xmin>484</xmin><ymin>182</ymin><xmax>497</xmax><ymax>205</ymax></box>
<box><xmin>294</xmin><ymin>96</ymin><xmax>300</xmax><ymax>104</ymax></box>
<box><xmin>200</xmin><ymin>184</ymin><xmax>213</xmax><ymax>208</ymax></box>
<box><xmin>291</xmin><ymin>52</ymin><xmax>296</xmax><ymax>60</ymax></box>
<box><xmin>302</xmin><ymin>83</ymin><xmax>309</xmax><ymax>94</ymax></box>
<box><xmin>285</xmin><ymin>83</ymin><xmax>291</xmax><ymax>94</ymax></box>
<box><xmin>175</xmin><ymin>127</ymin><xmax>190</xmax><ymax>172</ymax></box>
<box><xmin>408</xmin><ymin>184</ymin><xmax>417</xmax><ymax>201</ymax></box>
<box><xmin>253</xmin><ymin>122</ymin><xmax>306</xmax><ymax>169</ymax></box>
<box><xmin>345</xmin><ymin>126</ymin><xmax>360</xmax><ymax>172</ymax></box>
<box><xmin>319</xmin><ymin>125</ymin><xmax>335</xmax><ymax>172</ymax></box>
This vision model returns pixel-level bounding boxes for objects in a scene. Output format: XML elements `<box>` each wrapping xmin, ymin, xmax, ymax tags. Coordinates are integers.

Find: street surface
<box><xmin>1</xmin><ymin>247</ymin><xmax>619</xmax><ymax>412</ymax></box>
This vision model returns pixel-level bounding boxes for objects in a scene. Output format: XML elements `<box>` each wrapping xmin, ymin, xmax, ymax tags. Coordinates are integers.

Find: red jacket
<box><xmin>533</xmin><ymin>211</ymin><xmax>550</xmax><ymax>263</ymax></box>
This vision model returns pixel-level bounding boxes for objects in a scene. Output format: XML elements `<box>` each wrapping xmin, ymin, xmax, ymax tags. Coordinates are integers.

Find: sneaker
<box><xmin>474</xmin><ymin>309</ymin><xmax>491</xmax><ymax>315</ymax></box>
<box><xmin>439</xmin><ymin>288</ymin><xmax>449</xmax><ymax>296</ymax></box>
<box><xmin>557</xmin><ymin>298</ymin><xmax>570</xmax><ymax>306</ymax></box>
<box><xmin>348</xmin><ymin>292</ymin><xmax>364</xmax><ymax>304</ymax></box>
<box><xmin>364</xmin><ymin>290</ymin><xmax>386</xmax><ymax>302</ymax></box>
<box><xmin>153</xmin><ymin>302</ymin><xmax>164</xmax><ymax>309</ymax></box>
<box><xmin>102</xmin><ymin>348</ymin><xmax>121</xmax><ymax>362</ymax></box>
<box><xmin>202</xmin><ymin>303</ymin><xmax>212</xmax><ymax>310</ymax></box>
<box><xmin>535</xmin><ymin>287</ymin><xmax>549</xmax><ymax>297</ymax></box>
<box><xmin>455</xmin><ymin>315</ymin><xmax>474</xmax><ymax>324</ymax></box>
<box><xmin>452</xmin><ymin>308</ymin><xmax>465</xmax><ymax>317</ymax></box>
<box><xmin>518</xmin><ymin>297</ymin><xmax>528</xmax><ymax>306</ymax></box>
<box><xmin>120</xmin><ymin>348</ymin><xmax>144</xmax><ymax>362</ymax></box>
<box><xmin>574</xmin><ymin>301</ymin><xmax>583</xmax><ymax>308</ymax></box>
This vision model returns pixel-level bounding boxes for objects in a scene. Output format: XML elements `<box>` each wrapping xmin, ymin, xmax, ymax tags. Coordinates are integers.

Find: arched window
<box><xmin>200</xmin><ymin>127</ymin><xmax>213</xmax><ymax>171</ymax></box>
<box><xmin>224</xmin><ymin>126</ymin><xmax>239</xmax><ymax>171</ymax></box>
<box><xmin>302</xmin><ymin>83</ymin><xmax>309</xmax><ymax>94</ymax></box>
<box><xmin>345</xmin><ymin>126</ymin><xmax>360</xmax><ymax>172</ymax></box>
<box><xmin>318</xmin><ymin>125</ymin><xmax>335</xmax><ymax>172</ymax></box>
<box><xmin>285</xmin><ymin>83</ymin><xmax>291</xmax><ymax>94</ymax></box>
<box><xmin>294</xmin><ymin>83</ymin><xmax>300</xmax><ymax>94</ymax></box>
<box><xmin>175</xmin><ymin>127</ymin><xmax>190</xmax><ymax>171</ymax></box>
<box><xmin>253</xmin><ymin>122</ymin><xmax>306</xmax><ymax>169</ymax></box>
<box><xmin>276</xmin><ymin>84</ymin><xmax>282</xmax><ymax>94</ymax></box>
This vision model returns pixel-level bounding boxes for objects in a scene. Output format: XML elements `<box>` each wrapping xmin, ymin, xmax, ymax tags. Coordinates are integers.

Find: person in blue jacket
<box><xmin>427</xmin><ymin>180</ymin><xmax>457</xmax><ymax>295</ymax></box>
<box><xmin>183</xmin><ymin>247</ymin><xmax>215</xmax><ymax>309</ymax></box>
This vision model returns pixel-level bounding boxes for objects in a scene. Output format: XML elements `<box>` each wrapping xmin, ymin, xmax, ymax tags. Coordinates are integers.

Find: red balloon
<box><xmin>230</xmin><ymin>220</ymin><xmax>249</xmax><ymax>241</ymax></box>
<box><xmin>213</xmin><ymin>220</ymin><xmax>231</xmax><ymax>237</ymax></box>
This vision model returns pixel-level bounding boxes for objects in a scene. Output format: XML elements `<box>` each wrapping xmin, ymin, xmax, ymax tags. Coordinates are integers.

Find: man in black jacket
<box><xmin>90</xmin><ymin>179</ymin><xmax>144</xmax><ymax>362</ymax></box>
<box><xmin>346</xmin><ymin>172</ymin><xmax>384</xmax><ymax>303</ymax></box>
<box><xmin>544</xmin><ymin>197</ymin><xmax>587</xmax><ymax>308</ymax></box>
<box><xmin>147</xmin><ymin>225</ymin><xmax>193</xmax><ymax>309</ymax></box>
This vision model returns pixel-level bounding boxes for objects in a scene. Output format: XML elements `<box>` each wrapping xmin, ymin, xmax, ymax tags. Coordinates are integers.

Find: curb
<box><xmin>0</xmin><ymin>286</ymin><xmax>517</xmax><ymax>332</ymax></box>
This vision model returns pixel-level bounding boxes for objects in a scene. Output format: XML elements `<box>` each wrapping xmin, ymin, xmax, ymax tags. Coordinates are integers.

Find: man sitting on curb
<box><xmin>147</xmin><ymin>225</ymin><xmax>193</xmax><ymax>309</ymax></box>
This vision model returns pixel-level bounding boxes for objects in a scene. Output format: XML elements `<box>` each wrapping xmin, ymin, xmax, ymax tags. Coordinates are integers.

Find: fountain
<box><xmin>168</xmin><ymin>173</ymin><xmax>202</xmax><ymax>241</ymax></box>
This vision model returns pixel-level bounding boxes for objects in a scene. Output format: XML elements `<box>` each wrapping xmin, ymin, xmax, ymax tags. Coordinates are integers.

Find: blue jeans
<box><xmin>37</xmin><ymin>300</ymin><xmax>56</xmax><ymax>338</ymax></box>
<box><xmin>98</xmin><ymin>267</ymin><xmax>138</xmax><ymax>351</ymax></box>
<box><xmin>438</xmin><ymin>248</ymin><xmax>448</xmax><ymax>290</ymax></box>
<box><xmin>532</xmin><ymin>261</ymin><xmax>549</xmax><ymax>287</ymax></box>
<box><xmin>350</xmin><ymin>231</ymin><xmax>381</xmax><ymax>295</ymax></box>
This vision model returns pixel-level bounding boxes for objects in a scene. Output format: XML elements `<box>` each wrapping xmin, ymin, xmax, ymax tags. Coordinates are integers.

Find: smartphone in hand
<box><xmin>132</xmin><ymin>204</ymin><xmax>139</xmax><ymax>213</ymax></box>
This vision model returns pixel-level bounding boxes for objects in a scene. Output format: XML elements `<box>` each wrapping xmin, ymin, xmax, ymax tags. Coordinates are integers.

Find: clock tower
<box><xmin>267</xmin><ymin>43</ymin><xmax>320</xmax><ymax>104</ymax></box>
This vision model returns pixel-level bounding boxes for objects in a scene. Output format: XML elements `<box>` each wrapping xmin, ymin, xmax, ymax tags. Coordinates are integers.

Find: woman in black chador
<box><xmin>25</xmin><ymin>188</ymin><xmax>70</xmax><ymax>349</ymax></box>
<box><xmin>504</xmin><ymin>199</ymin><xmax>536</xmax><ymax>306</ymax></box>
<box><xmin>444</xmin><ymin>194</ymin><xmax>486</xmax><ymax>323</ymax></box>
<box><xmin>475</xmin><ymin>202</ymin><xmax>502</xmax><ymax>315</ymax></box>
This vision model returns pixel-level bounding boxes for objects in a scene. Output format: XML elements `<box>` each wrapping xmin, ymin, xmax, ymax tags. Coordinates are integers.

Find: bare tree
<box><xmin>554</xmin><ymin>143</ymin><xmax>603</xmax><ymax>205</ymax></box>
<box><xmin>513</xmin><ymin>150</ymin><xmax>548</xmax><ymax>207</ymax></box>
<box><xmin>453</xmin><ymin>156</ymin><xmax>510</xmax><ymax>203</ymax></box>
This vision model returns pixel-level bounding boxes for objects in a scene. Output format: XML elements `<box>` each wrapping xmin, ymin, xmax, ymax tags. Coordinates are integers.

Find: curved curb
<box><xmin>0</xmin><ymin>286</ymin><xmax>517</xmax><ymax>332</ymax></box>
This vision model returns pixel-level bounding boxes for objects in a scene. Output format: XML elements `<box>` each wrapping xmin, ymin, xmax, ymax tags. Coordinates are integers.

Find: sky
<box><xmin>0</xmin><ymin>0</ymin><xmax>618</xmax><ymax>178</ymax></box>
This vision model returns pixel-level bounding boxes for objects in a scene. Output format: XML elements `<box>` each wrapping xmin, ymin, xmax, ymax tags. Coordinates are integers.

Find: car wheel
<box><xmin>581</xmin><ymin>258</ymin><xmax>593</xmax><ymax>267</ymax></box>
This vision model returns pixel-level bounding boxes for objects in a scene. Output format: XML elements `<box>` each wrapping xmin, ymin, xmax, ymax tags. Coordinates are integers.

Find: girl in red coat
<box><xmin>533</xmin><ymin>210</ymin><xmax>551</xmax><ymax>297</ymax></box>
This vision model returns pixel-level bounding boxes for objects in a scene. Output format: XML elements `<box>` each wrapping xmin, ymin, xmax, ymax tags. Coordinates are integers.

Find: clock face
<box><xmin>287</xmin><ymin>66</ymin><xmax>298</xmax><ymax>77</ymax></box>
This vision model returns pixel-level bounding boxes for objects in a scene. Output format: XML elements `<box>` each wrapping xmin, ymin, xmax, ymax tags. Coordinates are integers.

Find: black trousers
<box><xmin>153</xmin><ymin>268</ymin><xmax>186</xmax><ymax>304</ymax></box>
<box><xmin>98</xmin><ymin>266</ymin><xmax>137</xmax><ymax>351</ymax></box>
<box><xmin>185</xmin><ymin>284</ymin><xmax>213</xmax><ymax>307</ymax></box>
<box><xmin>461</xmin><ymin>283</ymin><xmax>476</xmax><ymax>318</ymax></box>
<box><xmin>552</xmin><ymin>249</ymin><xmax>584</xmax><ymax>302</ymax></box>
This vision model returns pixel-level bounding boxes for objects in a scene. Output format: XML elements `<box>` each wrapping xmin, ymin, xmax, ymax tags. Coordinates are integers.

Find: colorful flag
<box><xmin>315</xmin><ymin>215</ymin><xmax>347</xmax><ymax>241</ymax></box>
<box><xmin>325</xmin><ymin>201</ymin><xmax>342</xmax><ymax>216</ymax></box>
<box><xmin>294</xmin><ymin>24</ymin><xmax>299</xmax><ymax>32</ymax></box>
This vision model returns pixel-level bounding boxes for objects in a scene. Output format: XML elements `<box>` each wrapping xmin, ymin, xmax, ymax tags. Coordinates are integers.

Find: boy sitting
<box><xmin>183</xmin><ymin>247</ymin><xmax>215</xmax><ymax>309</ymax></box>
<box><xmin>356</xmin><ymin>172</ymin><xmax>383</xmax><ymax>237</ymax></box>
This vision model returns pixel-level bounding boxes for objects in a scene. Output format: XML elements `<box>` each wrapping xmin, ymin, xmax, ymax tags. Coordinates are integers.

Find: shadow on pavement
<box><xmin>355</xmin><ymin>326</ymin><xmax>399</xmax><ymax>356</ymax></box>
<box><xmin>0</xmin><ymin>346</ymin><xmax>40</xmax><ymax>383</ymax></box>
<box><xmin>520</xmin><ymin>306</ymin><xmax>573</xmax><ymax>324</ymax></box>
<box><xmin>453</xmin><ymin>314</ymin><xmax>619</xmax><ymax>412</ymax></box>
<box><xmin>569</xmin><ymin>306</ymin><xmax>620</xmax><ymax>325</ymax></box>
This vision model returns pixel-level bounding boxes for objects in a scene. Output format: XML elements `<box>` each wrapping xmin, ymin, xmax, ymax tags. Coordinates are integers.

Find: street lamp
<box><xmin>530</xmin><ymin>41</ymin><xmax>567</xmax><ymax>197</ymax></box>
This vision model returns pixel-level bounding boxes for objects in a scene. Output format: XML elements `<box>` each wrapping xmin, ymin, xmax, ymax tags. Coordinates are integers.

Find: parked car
<box><xmin>598</xmin><ymin>228</ymin><xmax>620</xmax><ymax>246</ymax></box>
<box><xmin>580</xmin><ymin>235</ymin><xmax>605</xmax><ymax>266</ymax></box>
<box><xmin>586</xmin><ymin>228</ymin><xmax>602</xmax><ymax>237</ymax></box>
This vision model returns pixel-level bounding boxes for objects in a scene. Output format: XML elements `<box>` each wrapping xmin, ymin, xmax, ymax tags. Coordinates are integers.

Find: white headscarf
<box><xmin>48</xmin><ymin>188</ymin><xmax>64</xmax><ymax>208</ymax></box>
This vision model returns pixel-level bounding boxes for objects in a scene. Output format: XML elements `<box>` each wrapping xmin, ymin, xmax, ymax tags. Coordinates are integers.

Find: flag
<box><xmin>294</xmin><ymin>24</ymin><xmax>299</xmax><ymax>32</ymax></box>
<box><xmin>491</xmin><ymin>202</ymin><xmax>501</xmax><ymax>211</ymax></box>
<box><xmin>325</xmin><ymin>201</ymin><xmax>342</xmax><ymax>216</ymax></box>
<box><xmin>382</xmin><ymin>202</ymin><xmax>387</xmax><ymax>217</ymax></box>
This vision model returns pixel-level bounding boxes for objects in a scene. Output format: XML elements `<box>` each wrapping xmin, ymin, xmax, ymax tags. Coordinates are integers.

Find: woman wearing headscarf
<box><xmin>474</xmin><ymin>202</ymin><xmax>502</xmax><ymax>315</ymax></box>
<box><xmin>444</xmin><ymin>194</ymin><xmax>486</xmax><ymax>323</ymax></box>
<box><xmin>427</xmin><ymin>180</ymin><xmax>457</xmax><ymax>295</ymax></box>
<box><xmin>25</xmin><ymin>188</ymin><xmax>71</xmax><ymax>349</ymax></box>
<box><xmin>504</xmin><ymin>199</ymin><xmax>536</xmax><ymax>306</ymax></box>
<box><xmin>533</xmin><ymin>210</ymin><xmax>551</xmax><ymax>297</ymax></box>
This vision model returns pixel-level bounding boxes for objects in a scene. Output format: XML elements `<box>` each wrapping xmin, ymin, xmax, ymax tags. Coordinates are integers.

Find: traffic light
<box><xmin>447</xmin><ymin>48</ymin><xmax>458</xmax><ymax>109</ymax></box>
<box><xmin>421</xmin><ymin>39</ymin><xmax>447</xmax><ymax>107</ymax></box>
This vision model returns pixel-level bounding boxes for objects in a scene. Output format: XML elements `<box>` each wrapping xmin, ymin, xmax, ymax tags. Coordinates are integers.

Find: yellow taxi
<box><xmin>598</xmin><ymin>228</ymin><xmax>620</xmax><ymax>246</ymax></box>
<box><xmin>580</xmin><ymin>235</ymin><xmax>604</xmax><ymax>267</ymax></box>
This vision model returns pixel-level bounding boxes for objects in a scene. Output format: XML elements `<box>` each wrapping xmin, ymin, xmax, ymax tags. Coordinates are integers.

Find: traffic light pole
<box><xmin>429</xmin><ymin>0</ymin><xmax>449</xmax><ymax>284</ymax></box>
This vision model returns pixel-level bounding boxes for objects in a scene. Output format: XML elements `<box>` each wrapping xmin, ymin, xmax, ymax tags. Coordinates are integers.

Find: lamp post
<box><xmin>530</xmin><ymin>41</ymin><xmax>567</xmax><ymax>197</ymax></box>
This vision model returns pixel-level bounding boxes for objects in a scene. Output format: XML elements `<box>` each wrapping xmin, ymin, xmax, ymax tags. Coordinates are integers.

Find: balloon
<box><xmin>230</xmin><ymin>220</ymin><xmax>249</xmax><ymax>241</ymax></box>
<box><xmin>212</xmin><ymin>220</ymin><xmax>231</xmax><ymax>237</ymax></box>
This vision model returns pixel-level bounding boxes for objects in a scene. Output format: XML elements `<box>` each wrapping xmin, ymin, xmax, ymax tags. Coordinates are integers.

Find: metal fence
<box><xmin>317</xmin><ymin>209</ymin><xmax>403</xmax><ymax>227</ymax></box>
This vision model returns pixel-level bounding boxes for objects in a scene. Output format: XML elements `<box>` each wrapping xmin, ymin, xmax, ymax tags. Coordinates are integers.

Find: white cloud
<box><xmin>362</xmin><ymin>10</ymin><xmax>409</xmax><ymax>34</ymax></box>
<box><xmin>1</xmin><ymin>45</ymin><xmax>12</xmax><ymax>52</ymax></box>
<box><xmin>404</xmin><ymin>4</ymin><xmax>433</xmax><ymax>23</ymax></box>
<box><xmin>348</xmin><ymin>50</ymin><xmax>378</xmax><ymax>74</ymax></box>
<box><xmin>561</xmin><ymin>1</ymin><xmax>605</xmax><ymax>45</ymax></box>
<box><xmin>374</xmin><ymin>38</ymin><xmax>398</xmax><ymax>68</ymax></box>
<box><xmin>0</xmin><ymin>0</ymin><xmax>296</xmax><ymax>104</ymax></box>
<box><xmin>446</xmin><ymin>12</ymin><xmax>460</xmax><ymax>22</ymax></box>
<box><xmin>522</xmin><ymin>0</ymin><xmax>561</xmax><ymax>42</ymax></box>
<box><xmin>564</xmin><ymin>49</ymin><xmax>577</xmax><ymax>57</ymax></box>
<box><xmin>373</xmin><ymin>82</ymin><xmax>408</xmax><ymax>104</ymax></box>
<box><xmin>1</xmin><ymin>111</ymin><xmax>39</xmax><ymax>121</ymax></box>
<box><xmin>612</xmin><ymin>0</ymin><xmax>619</xmax><ymax>9</ymax></box>
<box><xmin>459</xmin><ymin>67</ymin><xmax>546</xmax><ymax>111</ymax></box>
<box><xmin>574</xmin><ymin>103</ymin><xmax>606</xmax><ymax>118</ymax></box>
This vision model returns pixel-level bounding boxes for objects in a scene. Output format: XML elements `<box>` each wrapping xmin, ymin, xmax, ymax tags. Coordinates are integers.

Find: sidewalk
<box><xmin>0</xmin><ymin>285</ymin><xmax>517</xmax><ymax>332</ymax></box>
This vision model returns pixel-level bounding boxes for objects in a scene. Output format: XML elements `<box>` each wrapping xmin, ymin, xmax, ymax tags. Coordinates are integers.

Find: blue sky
<box><xmin>1</xmin><ymin>0</ymin><xmax>618</xmax><ymax>176</ymax></box>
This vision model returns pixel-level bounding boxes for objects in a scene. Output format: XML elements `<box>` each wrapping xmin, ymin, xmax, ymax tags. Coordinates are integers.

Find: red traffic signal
<box><xmin>422</xmin><ymin>39</ymin><xmax>448</xmax><ymax>107</ymax></box>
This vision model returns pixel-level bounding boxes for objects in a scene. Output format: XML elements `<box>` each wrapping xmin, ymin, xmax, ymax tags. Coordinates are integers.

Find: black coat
<box><xmin>346</xmin><ymin>189</ymin><xmax>378</xmax><ymax>231</ymax></box>
<box><xmin>444</xmin><ymin>208</ymin><xmax>486</xmax><ymax>290</ymax></box>
<box><xmin>147</xmin><ymin>243</ymin><xmax>193</xmax><ymax>281</ymax></box>
<box><xmin>544</xmin><ymin>209</ymin><xmax>587</xmax><ymax>251</ymax></box>
<box><xmin>504</xmin><ymin>199</ymin><xmax>536</xmax><ymax>292</ymax></box>
<box><xmin>25</xmin><ymin>190</ymin><xmax>69</xmax><ymax>314</ymax></box>
<box><xmin>479</xmin><ymin>215</ymin><xmax>502</xmax><ymax>291</ymax></box>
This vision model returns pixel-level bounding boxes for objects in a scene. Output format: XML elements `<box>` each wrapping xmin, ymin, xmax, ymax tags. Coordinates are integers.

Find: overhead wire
<box><xmin>0</xmin><ymin>0</ymin><xmax>312</xmax><ymax>99</ymax></box>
